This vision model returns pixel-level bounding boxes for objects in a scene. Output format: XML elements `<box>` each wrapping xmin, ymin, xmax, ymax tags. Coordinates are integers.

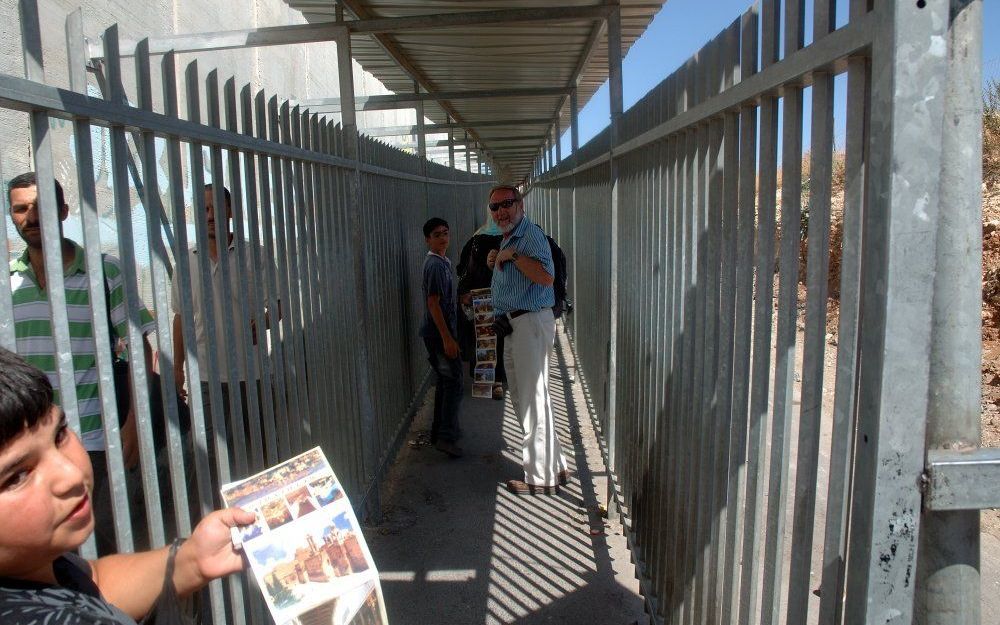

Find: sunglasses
<box><xmin>489</xmin><ymin>198</ymin><xmax>519</xmax><ymax>211</ymax></box>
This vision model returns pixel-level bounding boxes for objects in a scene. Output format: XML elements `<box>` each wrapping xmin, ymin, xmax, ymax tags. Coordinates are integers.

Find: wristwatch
<box><xmin>511</xmin><ymin>251</ymin><xmax>519</xmax><ymax>262</ymax></box>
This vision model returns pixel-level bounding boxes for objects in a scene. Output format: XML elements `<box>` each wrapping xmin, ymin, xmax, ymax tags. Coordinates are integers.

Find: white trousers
<box><xmin>504</xmin><ymin>308</ymin><xmax>568</xmax><ymax>487</ymax></box>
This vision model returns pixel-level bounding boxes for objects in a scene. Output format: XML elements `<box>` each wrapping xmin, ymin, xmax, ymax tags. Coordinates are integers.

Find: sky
<box><xmin>558</xmin><ymin>0</ymin><xmax>1000</xmax><ymax>158</ymax></box>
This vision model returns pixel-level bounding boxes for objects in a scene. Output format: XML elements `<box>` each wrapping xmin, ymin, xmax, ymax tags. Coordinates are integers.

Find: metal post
<box><xmin>448</xmin><ymin>117</ymin><xmax>455</xmax><ymax>168</ymax></box>
<box><xmin>336</xmin><ymin>23</ymin><xmax>381</xmax><ymax>521</ymax></box>
<box><xmin>570</xmin><ymin>87</ymin><xmax>580</xmax><ymax>340</ymax></box>
<box><xmin>554</xmin><ymin>117</ymin><xmax>562</xmax><ymax>164</ymax></box>
<box><xmin>465</xmin><ymin>132</ymin><xmax>471</xmax><ymax>171</ymax></box>
<box><xmin>916</xmin><ymin>2</ymin><xmax>983</xmax><ymax>624</ymax></box>
<box><xmin>844</xmin><ymin>1</ymin><xmax>950</xmax><ymax>622</ymax></box>
<box><xmin>606</xmin><ymin>2</ymin><xmax>623</xmax><ymax>520</ymax></box>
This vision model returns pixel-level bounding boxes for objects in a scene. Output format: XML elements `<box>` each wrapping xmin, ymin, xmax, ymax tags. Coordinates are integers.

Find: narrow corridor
<box><xmin>367</xmin><ymin>324</ymin><xmax>647</xmax><ymax>625</ymax></box>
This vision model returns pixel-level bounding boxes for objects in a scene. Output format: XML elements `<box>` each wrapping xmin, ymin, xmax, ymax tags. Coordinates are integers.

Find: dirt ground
<box><xmin>979</xmin><ymin>184</ymin><xmax>1000</xmax><ymax>538</ymax></box>
<box><xmin>796</xmin><ymin>161</ymin><xmax>1000</xmax><ymax>540</ymax></box>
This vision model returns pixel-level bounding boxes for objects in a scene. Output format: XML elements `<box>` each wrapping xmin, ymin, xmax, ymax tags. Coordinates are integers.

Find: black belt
<box><xmin>509</xmin><ymin>307</ymin><xmax>549</xmax><ymax>319</ymax></box>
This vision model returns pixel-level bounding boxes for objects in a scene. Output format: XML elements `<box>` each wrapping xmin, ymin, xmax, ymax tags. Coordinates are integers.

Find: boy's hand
<box><xmin>444</xmin><ymin>336</ymin><xmax>460</xmax><ymax>359</ymax></box>
<box><xmin>174</xmin><ymin>507</ymin><xmax>256</xmax><ymax>597</ymax></box>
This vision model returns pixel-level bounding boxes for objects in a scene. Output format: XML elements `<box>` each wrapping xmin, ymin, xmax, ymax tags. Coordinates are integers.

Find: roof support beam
<box><xmin>363</xmin><ymin>118</ymin><xmax>552</xmax><ymax>137</ymax></box>
<box><xmin>345</xmin><ymin>6</ymin><xmax>614</xmax><ymax>34</ymax></box>
<box><xmin>90</xmin><ymin>21</ymin><xmax>347</xmax><ymax>59</ymax></box>
<box><xmin>297</xmin><ymin>86</ymin><xmax>572</xmax><ymax>112</ymax></box>
<box><xmin>90</xmin><ymin>7</ymin><xmax>612</xmax><ymax>59</ymax></box>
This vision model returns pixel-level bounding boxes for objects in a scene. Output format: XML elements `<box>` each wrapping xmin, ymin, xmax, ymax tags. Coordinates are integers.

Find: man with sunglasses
<box><xmin>487</xmin><ymin>185</ymin><xmax>569</xmax><ymax>495</ymax></box>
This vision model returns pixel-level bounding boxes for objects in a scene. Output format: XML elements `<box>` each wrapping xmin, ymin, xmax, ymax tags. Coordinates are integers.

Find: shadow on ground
<box><xmin>365</xmin><ymin>324</ymin><xmax>648</xmax><ymax>625</ymax></box>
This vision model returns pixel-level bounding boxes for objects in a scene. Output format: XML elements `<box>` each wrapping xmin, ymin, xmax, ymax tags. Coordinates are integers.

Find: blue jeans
<box><xmin>424</xmin><ymin>336</ymin><xmax>463</xmax><ymax>443</ymax></box>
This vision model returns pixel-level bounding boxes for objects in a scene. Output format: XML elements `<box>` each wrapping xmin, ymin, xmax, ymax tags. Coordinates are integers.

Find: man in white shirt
<box><xmin>171</xmin><ymin>184</ymin><xmax>271</xmax><ymax>499</ymax></box>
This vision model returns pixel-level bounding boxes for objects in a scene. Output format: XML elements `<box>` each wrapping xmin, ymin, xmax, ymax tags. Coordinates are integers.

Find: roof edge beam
<box><xmin>345</xmin><ymin>6</ymin><xmax>613</xmax><ymax>34</ymax></box>
<box><xmin>297</xmin><ymin>86</ymin><xmax>571</xmax><ymax>112</ymax></box>
<box><xmin>364</xmin><ymin>118</ymin><xmax>552</xmax><ymax>137</ymax></box>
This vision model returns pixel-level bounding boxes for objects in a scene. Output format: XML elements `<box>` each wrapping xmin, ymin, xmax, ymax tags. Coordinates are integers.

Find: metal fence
<box><xmin>0</xmin><ymin>2</ymin><xmax>488</xmax><ymax>623</ymax></box>
<box><xmin>529</xmin><ymin>1</ymin><xmax>992</xmax><ymax>624</ymax></box>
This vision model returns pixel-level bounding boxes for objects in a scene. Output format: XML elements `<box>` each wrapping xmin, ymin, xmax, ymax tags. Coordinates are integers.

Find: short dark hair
<box><xmin>204</xmin><ymin>183</ymin><xmax>232</xmax><ymax>206</ymax></box>
<box><xmin>488</xmin><ymin>184</ymin><xmax>522</xmax><ymax>202</ymax></box>
<box><xmin>423</xmin><ymin>217</ymin><xmax>449</xmax><ymax>238</ymax></box>
<box><xmin>0</xmin><ymin>348</ymin><xmax>54</xmax><ymax>450</ymax></box>
<box><xmin>8</xmin><ymin>171</ymin><xmax>65</xmax><ymax>208</ymax></box>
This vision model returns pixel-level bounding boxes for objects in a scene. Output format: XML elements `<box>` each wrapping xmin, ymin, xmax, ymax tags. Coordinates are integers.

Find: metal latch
<box><xmin>923</xmin><ymin>448</ymin><xmax>1000</xmax><ymax>511</ymax></box>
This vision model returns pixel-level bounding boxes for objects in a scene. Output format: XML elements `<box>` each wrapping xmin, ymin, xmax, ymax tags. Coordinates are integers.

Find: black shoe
<box><xmin>434</xmin><ymin>440</ymin><xmax>464</xmax><ymax>458</ymax></box>
<box><xmin>558</xmin><ymin>470</ymin><xmax>570</xmax><ymax>486</ymax></box>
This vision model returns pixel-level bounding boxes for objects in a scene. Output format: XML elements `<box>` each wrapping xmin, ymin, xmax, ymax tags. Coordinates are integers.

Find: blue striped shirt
<box><xmin>491</xmin><ymin>216</ymin><xmax>555</xmax><ymax>315</ymax></box>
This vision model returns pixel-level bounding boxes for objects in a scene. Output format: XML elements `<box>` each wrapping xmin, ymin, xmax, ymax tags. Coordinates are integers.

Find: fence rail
<box><xmin>1</xmin><ymin>3</ymin><xmax>490</xmax><ymax>623</ymax></box>
<box><xmin>529</xmin><ymin>1</ymin><xmax>991</xmax><ymax>624</ymax></box>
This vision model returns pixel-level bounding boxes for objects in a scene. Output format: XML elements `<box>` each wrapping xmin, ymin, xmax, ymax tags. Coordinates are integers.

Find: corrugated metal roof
<box><xmin>284</xmin><ymin>1</ymin><xmax>666</xmax><ymax>182</ymax></box>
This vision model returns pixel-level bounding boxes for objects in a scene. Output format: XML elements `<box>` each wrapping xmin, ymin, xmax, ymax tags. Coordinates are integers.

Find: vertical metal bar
<box><xmin>185</xmin><ymin>60</ymin><xmax>233</xmax><ymax>508</ymax></box>
<box><xmin>255</xmin><ymin>90</ymin><xmax>292</xmax><ymax>461</ymax></box>
<box><xmin>104</xmin><ymin>26</ymin><xmax>154</xmax><ymax>553</ymax></box>
<box><xmin>162</xmin><ymin>52</ymin><xmax>213</xmax><ymax>533</ymax></box>
<box><xmin>738</xmin><ymin>0</ymin><xmax>779</xmax><ymax>621</ymax></box>
<box><xmin>653</xmin><ymin>74</ymin><xmax>677</xmax><ymax>612</ymax></box>
<box><xmin>133</xmin><ymin>40</ymin><xmax>172</xmax><ymax>547</ymax></box>
<box><xmin>555</xmin><ymin>117</ymin><xmax>562</xmax><ymax>164</ymax></box>
<box><xmin>722</xmin><ymin>6</ymin><xmax>758</xmax><ymax>625</ymax></box>
<box><xmin>464</xmin><ymin>132</ymin><xmax>471</xmax><ymax>171</ymax></box>
<box><xmin>59</xmin><ymin>8</ymin><xmax>107</xmax><ymax>559</ymax></box>
<box><xmin>783</xmin><ymin>1</ymin><xmax>837</xmax><ymax>622</ymax></box>
<box><xmin>844</xmin><ymin>1</ymin><xmax>949</xmax><ymax>622</ymax></box>
<box><xmin>278</xmin><ymin>102</ymin><xmax>309</xmax><ymax>453</ymax></box>
<box><xmin>818</xmin><ymin>5</ymin><xmax>871</xmax><ymax>623</ymax></box>
<box><xmin>760</xmin><ymin>2</ymin><xmax>805</xmax><ymax>622</ymax></box>
<box><xmin>916</xmin><ymin>2</ymin><xmax>983</xmax><ymax>624</ymax></box>
<box><xmin>337</xmin><ymin>26</ymin><xmax>380</xmax><ymax>519</ymax></box>
<box><xmin>286</xmin><ymin>104</ymin><xmax>317</xmax><ymax>446</ymax></box>
<box><xmin>223</xmin><ymin>79</ymin><xmax>265</xmax><ymax>472</ymax></box>
<box><xmin>268</xmin><ymin>97</ymin><xmax>302</xmax><ymax>454</ymax></box>
<box><xmin>606</xmin><ymin>0</ymin><xmax>624</xmax><ymax>519</ymax></box>
<box><xmin>19</xmin><ymin>0</ymin><xmax>86</xmax><ymax>460</ymax></box>
<box><xmin>447</xmin><ymin>117</ymin><xmax>455</xmax><ymax>168</ymax></box>
<box><xmin>303</xmin><ymin>112</ymin><xmax>328</xmax><ymax>449</ymax></box>
<box><xmin>206</xmin><ymin>71</ymin><xmax>250</xmax><ymax>478</ymax></box>
<box><xmin>182</xmin><ymin>60</ymin><xmax>244</xmax><ymax>625</ymax></box>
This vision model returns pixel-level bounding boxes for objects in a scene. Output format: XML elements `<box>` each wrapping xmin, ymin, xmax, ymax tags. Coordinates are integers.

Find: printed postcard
<box><xmin>221</xmin><ymin>447</ymin><xmax>389</xmax><ymax>625</ymax></box>
<box><xmin>472</xmin><ymin>383</ymin><xmax>493</xmax><ymax>399</ymax></box>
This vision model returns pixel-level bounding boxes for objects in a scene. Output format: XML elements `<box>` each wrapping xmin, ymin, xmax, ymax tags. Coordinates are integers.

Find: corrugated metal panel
<box><xmin>283</xmin><ymin>0</ymin><xmax>665</xmax><ymax>181</ymax></box>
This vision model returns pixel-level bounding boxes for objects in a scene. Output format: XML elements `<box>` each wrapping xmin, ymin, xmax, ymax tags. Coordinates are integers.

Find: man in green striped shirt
<box><xmin>7</xmin><ymin>172</ymin><xmax>155</xmax><ymax>552</ymax></box>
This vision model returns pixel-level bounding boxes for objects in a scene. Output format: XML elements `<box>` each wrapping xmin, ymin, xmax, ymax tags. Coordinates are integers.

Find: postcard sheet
<box><xmin>221</xmin><ymin>447</ymin><xmax>389</xmax><ymax>625</ymax></box>
<box><xmin>470</xmin><ymin>288</ymin><xmax>497</xmax><ymax>399</ymax></box>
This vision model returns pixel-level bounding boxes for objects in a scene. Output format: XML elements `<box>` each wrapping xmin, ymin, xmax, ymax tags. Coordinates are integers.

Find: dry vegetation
<box><xmin>781</xmin><ymin>82</ymin><xmax>1000</xmax><ymax>536</ymax></box>
<box><xmin>980</xmin><ymin>78</ymin><xmax>1000</xmax><ymax>451</ymax></box>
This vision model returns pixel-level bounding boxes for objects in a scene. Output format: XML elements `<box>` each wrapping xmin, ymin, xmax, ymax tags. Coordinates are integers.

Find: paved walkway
<box><xmin>366</xmin><ymin>324</ymin><xmax>648</xmax><ymax>625</ymax></box>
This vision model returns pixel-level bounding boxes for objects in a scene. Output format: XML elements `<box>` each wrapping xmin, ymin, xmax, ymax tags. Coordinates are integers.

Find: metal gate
<box><xmin>0</xmin><ymin>2</ymin><xmax>489</xmax><ymax>622</ymax></box>
<box><xmin>528</xmin><ymin>1</ymin><xmax>994</xmax><ymax>624</ymax></box>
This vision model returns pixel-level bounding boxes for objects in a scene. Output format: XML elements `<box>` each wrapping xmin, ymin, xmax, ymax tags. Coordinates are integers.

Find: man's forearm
<box><xmin>513</xmin><ymin>256</ymin><xmax>554</xmax><ymax>287</ymax></box>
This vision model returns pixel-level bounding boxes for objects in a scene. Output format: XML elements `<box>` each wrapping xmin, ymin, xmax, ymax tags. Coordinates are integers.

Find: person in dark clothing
<box><xmin>457</xmin><ymin>209</ymin><xmax>507</xmax><ymax>400</ymax></box>
<box><xmin>0</xmin><ymin>347</ymin><xmax>255</xmax><ymax>625</ymax></box>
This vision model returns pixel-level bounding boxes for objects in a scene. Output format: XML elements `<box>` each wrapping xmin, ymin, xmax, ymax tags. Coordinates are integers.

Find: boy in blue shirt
<box><xmin>419</xmin><ymin>218</ymin><xmax>463</xmax><ymax>458</ymax></box>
